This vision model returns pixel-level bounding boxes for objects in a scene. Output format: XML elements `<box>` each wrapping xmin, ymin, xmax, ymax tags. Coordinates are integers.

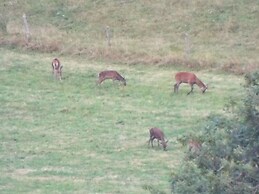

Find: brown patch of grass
<box><xmin>221</xmin><ymin>60</ymin><xmax>259</xmax><ymax>75</ymax></box>
<box><xmin>14</xmin><ymin>168</ymin><xmax>35</xmax><ymax>176</ymax></box>
<box><xmin>26</xmin><ymin>39</ymin><xmax>61</xmax><ymax>53</ymax></box>
<box><xmin>1</xmin><ymin>34</ymin><xmax>258</xmax><ymax>75</ymax></box>
<box><xmin>0</xmin><ymin>35</ymin><xmax>61</xmax><ymax>52</ymax></box>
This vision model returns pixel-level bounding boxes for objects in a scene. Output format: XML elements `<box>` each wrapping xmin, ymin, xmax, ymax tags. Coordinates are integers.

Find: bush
<box><xmin>171</xmin><ymin>71</ymin><xmax>259</xmax><ymax>194</ymax></box>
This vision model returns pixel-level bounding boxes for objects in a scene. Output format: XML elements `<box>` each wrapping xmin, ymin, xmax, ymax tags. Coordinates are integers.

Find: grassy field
<box><xmin>0</xmin><ymin>48</ymin><xmax>244</xmax><ymax>193</ymax></box>
<box><xmin>1</xmin><ymin>0</ymin><xmax>258</xmax><ymax>73</ymax></box>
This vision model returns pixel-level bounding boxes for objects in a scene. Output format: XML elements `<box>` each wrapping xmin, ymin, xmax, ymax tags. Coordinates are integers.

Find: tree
<box><xmin>171</xmin><ymin>71</ymin><xmax>259</xmax><ymax>194</ymax></box>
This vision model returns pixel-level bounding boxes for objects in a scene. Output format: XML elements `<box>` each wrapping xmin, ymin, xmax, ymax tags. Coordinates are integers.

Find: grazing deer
<box><xmin>188</xmin><ymin>140</ymin><xmax>202</xmax><ymax>153</ymax></box>
<box><xmin>148</xmin><ymin>127</ymin><xmax>168</xmax><ymax>151</ymax></box>
<box><xmin>51</xmin><ymin>58</ymin><xmax>63</xmax><ymax>80</ymax></box>
<box><xmin>174</xmin><ymin>72</ymin><xmax>207</xmax><ymax>95</ymax></box>
<box><xmin>97</xmin><ymin>70</ymin><xmax>126</xmax><ymax>86</ymax></box>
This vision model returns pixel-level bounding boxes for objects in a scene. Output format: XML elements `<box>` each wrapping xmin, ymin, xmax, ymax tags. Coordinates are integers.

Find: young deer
<box><xmin>51</xmin><ymin>58</ymin><xmax>63</xmax><ymax>81</ymax></box>
<box><xmin>188</xmin><ymin>140</ymin><xmax>202</xmax><ymax>153</ymax></box>
<box><xmin>148</xmin><ymin>127</ymin><xmax>168</xmax><ymax>151</ymax></box>
<box><xmin>174</xmin><ymin>72</ymin><xmax>207</xmax><ymax>95</ymax></box>
<box><xmin>97</xmin><ymin>70</ymin><xmax>126</xmax><ymax>86</ymax></box>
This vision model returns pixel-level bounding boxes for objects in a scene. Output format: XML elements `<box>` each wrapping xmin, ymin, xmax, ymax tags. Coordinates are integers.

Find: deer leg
<box><xmin>148</xmin><ymin>136</ymin><xmax>151</xmax><ymax>147</ymax></box>
<box><xmin>174</xmin><ymin>83</ymin><xmax>178</xmax><ymax>92</ymax></box>
<box><xmin>56</xmin><ymin>71</ymin><xmax>59</xmax><ymax>80</ymax></box>
<box><xmin>52</xmin><ymin>70</ymin><xmax>56</xmax><ymax>79</ymax></box>
<box><xmin>148</xmin><ymin>137</ymin><xmax>151</xmax><ymax>147</ymax></box>
<box><xmin>54</xmin><ymin>70</ymin><xmax>57</xmax><ymax>80</ymax></box>
<box><xmin>150</xmin><ymin>137</ymin><xmax>155</xmax><ymax>148</ymax></box>
<box><xmin>57</xmin><ymin>70</ymin><xmax>61</xmax><ymax>81</ymax></box>
<box><xmin>174</xmin><ymin>82</ymin><xmax>181</xmax><ymax>93</ymax></box>
<box><xmin>60</xmin><ymin>66</ymin><xmax>63</xmax><ymax>80</ymax></box>
<box><xmin>52</xmin><ymin>64</ymin><xmax>55</xmax><ymax>77</ymax></box>
<box><xmin>187</xmin><ymin>85</ymin><xmax>194</xmax><ymax>95</ymax></box>
<box><xmin>98</xmin><ymin>78</ymin><xmax>105</xmax><ymax>85</ymax></box>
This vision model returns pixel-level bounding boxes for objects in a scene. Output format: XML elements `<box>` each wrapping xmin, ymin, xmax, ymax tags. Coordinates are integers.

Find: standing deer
<box><xmin>174</xmin><ymin>72</ymin><xmax>207</xmax><ymax>95</ymax></box>
<box><xmin>97</xmin><ymin>70</ymin><xmax>126</xmax><ymax>86</ymax></box>
<box><xmin>148</xmin><ymin>127</ymin><xmax>168</xmax><ymax>151</ymax></box>
<box><xmin>51</xmin><ymin>58</ymin><xmax>63</xmax><ymax>81</ymax></box>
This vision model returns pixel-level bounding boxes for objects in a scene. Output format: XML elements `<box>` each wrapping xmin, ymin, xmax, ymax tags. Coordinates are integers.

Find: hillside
<box><xmin>0</xmin><ymin>0</ymin><xmax>259</xmax><ymax>73</ymax></box>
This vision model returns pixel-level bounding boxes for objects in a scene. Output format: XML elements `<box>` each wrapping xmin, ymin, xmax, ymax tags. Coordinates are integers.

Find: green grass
<box><xmin>0</xmin><ymin>48</ymin><xmax>244</xmax><ymax>193</ymax></box>
<box><xmin>1</xmin><ymin>0</ymin><xmax>258</xmax><ymax>73</ymax></box>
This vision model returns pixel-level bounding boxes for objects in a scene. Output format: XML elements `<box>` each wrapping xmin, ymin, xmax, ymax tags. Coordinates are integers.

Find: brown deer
<box><xmin>188</xmin><ymin>140</ymin><xmax>202</xmax><ymax>153</ymax></box>
<box><xmin>174</xmin><ymin>72</ymin><xmax>207</xmax><ymax>95</ymax></box>
<box><xmin>97</xmin><ymin>70</ymin><xmax>126</xmax><ymax>86</ymax></box>
<box><xmin>51</xmin><ymin>58</ymin><xmax>63</xmax><ymax>80</ymax></box>
<box><xmin>148</xmin><ymin>127</ymin><xmax>168</xmax><ymax>151</ymax></box>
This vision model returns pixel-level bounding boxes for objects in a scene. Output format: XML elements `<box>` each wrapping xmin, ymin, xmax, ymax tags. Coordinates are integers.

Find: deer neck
<box><xmin>196</xmin><ymin>79</ymin><xmax>206</xmax><ymax>90</ymax></box>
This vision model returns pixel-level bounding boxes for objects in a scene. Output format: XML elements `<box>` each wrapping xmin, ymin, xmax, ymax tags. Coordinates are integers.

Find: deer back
<box><xmin>150</xmin><ymin>128</ymin><xmax>164</xmax><ymax>140</ymax></box>
<box><xmin>175</xmin><ymin>72</ymin><xmax>197</xmax><ymax>84</ymax></box>
<box><xmin>98</xmin><ymin>70</ymin><xmax>126</xmax><ymax>85</ymax></box>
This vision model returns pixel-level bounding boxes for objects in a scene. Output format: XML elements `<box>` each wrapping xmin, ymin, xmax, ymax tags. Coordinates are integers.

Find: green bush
<box><xmin>171</xmin><ymin>71</ymin><xmax>259</xmax><ymax>194</ymax></box>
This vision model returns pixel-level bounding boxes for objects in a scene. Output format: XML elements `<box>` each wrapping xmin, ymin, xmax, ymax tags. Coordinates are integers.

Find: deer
<box><xmin>174</xmin><ymin>72</ymin><xmax>207</xmax><ymax>95</ymax></box>
<box><xmin>97</xmin><ymin>70</ymin><xmax>126</xmax><ymax>86</ymax></box>
<box><xmin>51</xmin><ymin>58</ymin><xmax>63</xmax><ymax>81</ymax></box>
<box><xmin>188</xmin><ymin>140</ymin><xmax>202</xmax><ymax>153</ymax></box>
<box><xmin>148</xmin><ymin>127</ymin><xmax>168</xmax><ymax>151</ymax></box>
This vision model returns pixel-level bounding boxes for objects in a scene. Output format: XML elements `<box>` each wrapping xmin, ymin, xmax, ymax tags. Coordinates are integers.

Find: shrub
<box><xmin>171</xmin><ymin>71</ymin><xmax>259</xmax><ymax>194</ymax></box>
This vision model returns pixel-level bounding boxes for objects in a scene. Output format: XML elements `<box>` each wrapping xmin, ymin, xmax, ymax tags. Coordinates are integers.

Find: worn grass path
<box><xmin>0</xmin><ymin>48</ymin><xmax>244</xmax><ymax>193</ymax></box>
